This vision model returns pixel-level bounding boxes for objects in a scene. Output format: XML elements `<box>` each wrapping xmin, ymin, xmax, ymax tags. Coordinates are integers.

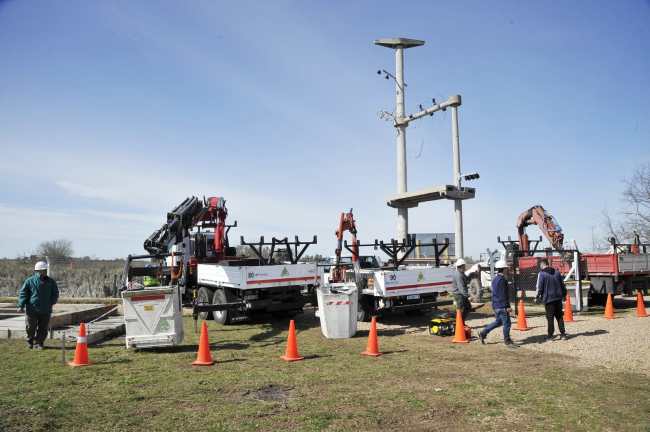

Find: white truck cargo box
<box><xmin>197</xmin><ymin>263</ymin><xmax>320</xmax><ymax>289</ymax></box>
<box><xmin>371</xmin><ymin>267</ymin><xmax>454</xmax><ymax>297</ymax></box>
<box><xmin>122</xmin><ymin>287</ymin><xmax>184</xmax><ymax>349</ymax></box>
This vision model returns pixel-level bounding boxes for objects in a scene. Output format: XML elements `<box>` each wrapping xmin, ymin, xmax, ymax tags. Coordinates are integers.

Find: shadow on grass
<box><xmin>302</xmin><ymin>354</ymin><xmax>334</xmax><ymax>360</ymax></box>
<box><xmin>518</xmin><ymin>329</ymin><xmax>609</xmax><ymax>345</ymax></box>
<box><xmin>380</xmin><ymin>349</ymin><xmax>409</xmax><ymax>355</ymax></box>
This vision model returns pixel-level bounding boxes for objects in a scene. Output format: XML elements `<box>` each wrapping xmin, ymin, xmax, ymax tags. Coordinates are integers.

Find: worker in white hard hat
<box><xmin>451</xmin><ymin>258</ymin><xmax>473</xmax><ymax>323</ymax></box>
<box><xmin>17</xmin><ymin>261</ymin><xmax>59</xmax><ymax>350</ymax></box>
<box><xmin>478</xmin><ymin>260</ymin><xmax>518</xmax><ymax>348</ymax></box>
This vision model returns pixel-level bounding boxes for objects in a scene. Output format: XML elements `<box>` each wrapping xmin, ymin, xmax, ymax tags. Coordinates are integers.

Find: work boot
<box><xmin>27</xmin><ymin>343</ymin><xmax>33</xmax><ymax>349</ymax></box>
<box><xmin>478</xmin><ymin>332</ymin><xmax>486</xmax><ymax>345</ymax></box>
<box><xmin>560</xmin><ymin>334</ymin><xmax>568</xmax><ymax>341</ymax></box>
<box><xmin>33</xmin><ymin>344</ymin><xmax>43</xmax><ymax>350</ymax></box>
<box><xmin>503</xmin><ymin>340</ymin><xmax>518</xmax><ymax>348</ymax></box>
<box><xmin>543</xmin><ymin>335</ymin><xmax>554</xmax><ymax>343</ymax></box>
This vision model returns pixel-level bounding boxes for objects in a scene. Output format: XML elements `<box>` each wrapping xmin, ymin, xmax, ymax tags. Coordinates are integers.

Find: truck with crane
<box><xmin>469</xmin><ymin>205</ymin><xmax>650</xmax><ymax>305</ymax></box>
<box><xmin>120</xmin><ymin>196</ymin><xmax>321</xmax><ymax>326</ymax></box>
<box><xmin>323</xmin><ymin>209</ymin><xmax>454</xmax><ymax>321</ymax></box>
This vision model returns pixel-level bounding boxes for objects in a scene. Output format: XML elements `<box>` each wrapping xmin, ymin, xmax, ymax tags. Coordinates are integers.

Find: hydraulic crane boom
<box><xmin>516</xmin><ymin>205</ymin><xmax>564</xmax><ymax>252</ymax></box>
<box><xmin>332</xmin><ymin>208</ymin><xmax>357</xmax><ymax>283</ymax></box>
<box><xmin>143</xmin><ymin>196</ymin><xmax>231</xmax><ymax>260</ymax></box>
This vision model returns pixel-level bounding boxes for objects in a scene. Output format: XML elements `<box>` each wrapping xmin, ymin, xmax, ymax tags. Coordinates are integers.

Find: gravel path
<box><xmin>355</xmin><ymin>295</ymin><xmax>650</xmax><ymax>375</ymax></box>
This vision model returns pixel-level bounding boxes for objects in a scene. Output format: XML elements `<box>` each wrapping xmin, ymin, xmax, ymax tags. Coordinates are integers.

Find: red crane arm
<box><xmin>517</xmin><ymin>205</ymin><xmax>564</xmax><ymax>251</ymax></box>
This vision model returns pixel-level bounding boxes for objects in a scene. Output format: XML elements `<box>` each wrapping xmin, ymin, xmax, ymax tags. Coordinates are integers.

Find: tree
<box><xmin>598</xmin><ymin>163</ymin><xmax>650</xmax><ymax>250</ymax></box>
<box><xmin>33</xmin><ymin>239</ymin><xmax>74</xmax><ymax>260</ymax></box>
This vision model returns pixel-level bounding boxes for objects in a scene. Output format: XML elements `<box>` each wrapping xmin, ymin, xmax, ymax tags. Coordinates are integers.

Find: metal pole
<box><xmin>395</xmin><ymin>45</ymin><xmax>408</xmax><ymax>255</ymax></box>
<box><xmin>452</xmin><ymin>105</ymin><xmax>463</xmax><ymax>259</ymax></box>
<box><xmin>62</xmin><ymin>332</ymin><xmax>65</xmax><ymax>364</ymax></box>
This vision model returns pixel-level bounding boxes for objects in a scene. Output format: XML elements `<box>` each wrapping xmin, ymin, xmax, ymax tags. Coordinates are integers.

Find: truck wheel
<box><xmin>591</xmin><ymin>293</ymin><xmax>607</xmax><ymax>306</ymax></box>
<box><xmin>212</xmin><ymin>289</ymin><xmax>231</xmax><ymax>325</ymax></box>
<box><xmin>468</xmin><ymin>278</ymin><xmax>483</xmax><ymax>301</ymax></box>
<box><xmin>196</xmin><ymin>287</ymin><xmax>214</xmax><ymax>321</ymax></box>
<box><xmin>357</xmin><ymin>298</ymin><xmax>371</xmax><ymax>322</ymax></box>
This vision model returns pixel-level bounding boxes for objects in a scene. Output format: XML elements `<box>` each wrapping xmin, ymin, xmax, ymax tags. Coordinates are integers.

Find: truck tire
<box><xmin>212</xmin><ymin>289</ymin><xmax>231</xmax><ymax>325</ymax></box>
<box><xmin>357</xmin><ymin>297</ymin><xmax>371</xmax><ymax>322</ymax></box>
<box><xmin>468</xmin><ymin>277</ymin><xmax>483</xmax><ymax>301</ymax></box>
<box><xmin>196</xmin><ymin>287</ymin><xmax>214</xmax><ymax>321</ymax></box>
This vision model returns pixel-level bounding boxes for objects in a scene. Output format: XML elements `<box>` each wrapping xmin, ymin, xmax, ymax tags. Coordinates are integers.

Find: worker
<box><xmin>452</xmin><ymin>259</ymin><xmax>473</xmax><ymax>323</ymax></box>
<box><xmin>143</xmin><ymin>263</ymin><xmax>160</xmax><ymax>287</ymax></box>
<box><xmin>478</xmin><ymin>260</ymin><xmax>517</xmax><ymax>348</ymax></box>
<box><xmin>534</xmin><ymin>259</ymin><xmax>568</xmax><ymax>342</ymax></box>
<box><xmin>16</xmin><ymin>261</ymin><xmax>59</xmax><ymax>350</ymax></box>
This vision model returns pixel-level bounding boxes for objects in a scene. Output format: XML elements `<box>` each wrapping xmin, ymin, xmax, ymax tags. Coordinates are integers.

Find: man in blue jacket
<box><xmin>478</xmin><ymin>260</ymin><xmax>518</xmax><ymax>348</ymax></box>
<box><xmin>17</xmin><ymin>261</ymin><xmax>59</xmax><ymax>349</ymax></box>
<box><xmin>534</xmin><ymin>259</ymin><xmax>568</xmax><ymax>341</ymax></box>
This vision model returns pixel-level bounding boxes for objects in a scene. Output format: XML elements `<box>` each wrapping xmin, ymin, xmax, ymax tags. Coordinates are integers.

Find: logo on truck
<box><xmin>417</xmin><ymin>271</ymin><xmax>425</xmax><ymax>281</ymax></box>
<box><xmin>281</xmin><ymin>267</ymin><xmax>289</xmax><ymax>276</ymax></box>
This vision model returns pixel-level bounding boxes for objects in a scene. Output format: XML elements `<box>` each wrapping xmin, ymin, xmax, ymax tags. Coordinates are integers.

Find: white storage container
<box><xmin>122</xmin><ymin>287</ymin><xmax>184</xmax><ymax>348</ymax></box>
<box><xmin>316</xmin><ymin>283</ymin><xmax>358</xmax><ymax>339</ymax></box>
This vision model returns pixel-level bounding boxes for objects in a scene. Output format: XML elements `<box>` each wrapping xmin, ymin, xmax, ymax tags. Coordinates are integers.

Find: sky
<box><xmin>0</xmin><ymin>1</ymin><xmax>648</xmax><ymax>260</ymax></box>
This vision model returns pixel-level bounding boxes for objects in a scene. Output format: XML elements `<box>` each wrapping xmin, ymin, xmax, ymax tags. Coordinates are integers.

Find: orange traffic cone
<box><xmin>635</xmin><ymin>292</ymin><xmax>648</xmax><ymax>317</ymax></box>
<box><xmin>602</xmin><ymin>293</ymin><xmax>616</xmax><ymax>319</ymax></box>
<box><xmin>452</xmin><ymin>309</ymin><xmax>469</xmax><ymax>343</ymax></box>
<box><xmin>513</xmin><ymin>299</ymin><xmax>532</xmax><ymax>331</ymax></box>
<box><xmin>361</xmin><ymin>316</ymin><xmax>382</xmax><ymax>356</ymax></box>
<box><xmin>192</xmin><ymin>322</ymin><xmax>216</xmax><ymax>366</ymax></box>
<box><xmin>280</xmin><ymin>320</ymin><xmax>304</xmax><ymax>362</ymax></box>
<box><xmin>67</xmin><ymin>323</ymin><xmax>93</xmax><ymax>367</ymax></box>
<box><xmin>564</xmin><ymin>295</ymin><xmax>577</xmax><ymax>322</ymax></box>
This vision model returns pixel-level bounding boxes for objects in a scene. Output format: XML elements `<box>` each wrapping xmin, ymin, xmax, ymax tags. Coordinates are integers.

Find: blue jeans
<box><xmin>482</xmin><ymin>308</ymin><xmax>511</xmax><ymax>342</ymax></box>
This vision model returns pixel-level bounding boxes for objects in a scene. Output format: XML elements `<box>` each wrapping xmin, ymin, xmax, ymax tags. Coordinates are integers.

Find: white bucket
<box><xmin>316</xmin><ymin>283</ymin><xmax>358</xmax><ymax>339</ymax></box>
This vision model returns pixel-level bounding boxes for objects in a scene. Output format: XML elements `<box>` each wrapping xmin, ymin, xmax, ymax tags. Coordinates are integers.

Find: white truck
<box><xmin>323</xmin><ymin>253</ymin><xmax>454</xmax><ymax>321</ymax></box>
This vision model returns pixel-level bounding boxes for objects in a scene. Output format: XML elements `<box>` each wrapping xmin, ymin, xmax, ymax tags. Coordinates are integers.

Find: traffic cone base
<box><xmin>192</xmin><ymin>322</ymin><xmax>216</xmax><ymax>366</ymax></box>
<box><xmin>361</xmin><ymin>316</ymin><xmax>383</xmax><ymax>356</ymax></box>
<box><xmin>281</xmin><ymin>320</ymin><xmax>304</xmax><ymax>362</ymax></box>
<box><xmin>67</xmin><ymin>322</ymin><xmax>93</xmax><ymax>367</ymax></box>
<box><xmin>513</xmin><ymin>299</ymin><xmax>532</xmax><ymax>331</ymax></box>
<box><xmin>635</xmin><ymin>292</ymin><xmax>648</xmax><ymax>317</ymax></box>
<box><xmin>602</xmin><ymin>293</ymin><xmax>617</xmax><ymax>319</ymax></box>
<box><xmin>564</xmin><ymin>295</ymin><xmax>577</xmax><ymax>323</ymax></box>
<box><xmin>452</xmin><ymin>309</ymin><xmax>469</xmax><ymax>343</ymax></box>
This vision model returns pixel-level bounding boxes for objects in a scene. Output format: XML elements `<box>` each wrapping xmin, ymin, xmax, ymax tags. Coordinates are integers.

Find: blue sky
<box><xmin>0</xmin><ymin>1</ymin><xmax>648</xmax><ymax>260</ymax></box>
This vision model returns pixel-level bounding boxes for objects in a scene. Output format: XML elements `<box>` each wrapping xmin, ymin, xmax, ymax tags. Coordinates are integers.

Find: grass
<box><xmin>1</xmin><ymin>311</ymin><xmax>650</xmax><ymax>431</ymax></box>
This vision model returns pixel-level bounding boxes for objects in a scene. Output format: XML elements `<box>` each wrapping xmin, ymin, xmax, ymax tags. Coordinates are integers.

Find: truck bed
<box><xmin>582</xmin><ymin>253</ymin><xmax>650</xmax><ymax>275</ymax></box>
<box><xmin>371</xmin><ymin>267</ymin><xmax>454</xmax><ymax>297</ymax></box>
<box><xmin>197</xmin><ymin>263</ymin><xmax>320</xmax><ymax>290</ymax></box>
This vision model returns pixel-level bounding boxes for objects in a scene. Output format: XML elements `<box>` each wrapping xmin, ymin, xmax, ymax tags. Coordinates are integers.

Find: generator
<box><xmin>429</xmin><ymin>313</ymin><xmax>471</xmax><ymax>339</ymax></box>
<box><xmin>429</xmin><ymin>316</ymin><xmax>456</xmax><ymax>336</ymax></box>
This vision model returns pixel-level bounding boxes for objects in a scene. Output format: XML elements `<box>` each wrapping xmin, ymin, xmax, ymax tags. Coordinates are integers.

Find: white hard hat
<box><xmin>495</xmin><ymin>260</ymin><xmax>508</xmax><ymax>269</ymax></box>
<box><xmin>469</xmin><ymin>264</ymin><xmax>479</xmax><ymax>273</ymax></box>
<box><xmin>455</xmin><ymin>259</ymin><xmax>466</xmax><ymax>267</ymax></box>
<box><xmin>35</xmin><ymin>261</ymin><xmax>49</xmax><ymax>270</ymax></box>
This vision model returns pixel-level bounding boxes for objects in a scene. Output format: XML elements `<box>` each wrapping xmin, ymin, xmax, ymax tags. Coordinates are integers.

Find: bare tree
<box><xmin>598</xmin><ymin>163</ymin><xmax>650</xmax><ymax>250</ymax></box>
<box><xmin>33</xmin><ymin>239</ymin><xmax>74</xmax><ymax>260</ymax></box>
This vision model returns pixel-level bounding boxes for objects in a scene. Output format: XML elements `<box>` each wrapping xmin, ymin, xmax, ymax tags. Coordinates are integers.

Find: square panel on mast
<box><xmin>386</xmin><ymin>185</ymin><xmax>476</xmax><ymax>208</ymax></box>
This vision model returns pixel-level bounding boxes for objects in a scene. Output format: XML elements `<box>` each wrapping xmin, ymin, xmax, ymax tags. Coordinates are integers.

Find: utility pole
<box><xmin>376</xmin><ymin>38</ymin><xmax>475</xmax><ymax>260</ymax></box>
<box><xmin>375</xmin><ymin>38</ymin><xmax>424</xmax><ymax>254</ymax></box>
<box><xmin>588</xmin><ymin>225</ymin><xmax>595</xmax><ymax>252</ymax></box>
<box><xmin>451</xmin><ymin>98</ymin><xmax>463</xmax><ymax>258</ymax></box>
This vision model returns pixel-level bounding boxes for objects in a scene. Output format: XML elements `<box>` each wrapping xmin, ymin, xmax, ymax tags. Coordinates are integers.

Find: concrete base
<box><xmin>0</xmin><ymin>302</ymin><xmax>125</xmax><ymax>344</ymax></box>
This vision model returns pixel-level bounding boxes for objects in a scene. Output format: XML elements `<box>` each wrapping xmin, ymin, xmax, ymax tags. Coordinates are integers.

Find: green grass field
<box><xmin>2</xmin><ymin>311</ymin><xmax>649</xmax><ymax>431</ymax></box>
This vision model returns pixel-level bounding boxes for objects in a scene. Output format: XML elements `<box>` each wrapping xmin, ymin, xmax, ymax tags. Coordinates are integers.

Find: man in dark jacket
<box><xmin>17</xmin><ymin>261</ymin><xmax>59</xmax><ymax>349</ymax></box>
<box><xmin>478</xmin><ymin>260</ymin><xmax>517</xmax><ymax>348</ymax></box>
<box><xmin>534</xmin><ymin>259</ymin><xmax>568</xmax><ymax>341</ymax></box>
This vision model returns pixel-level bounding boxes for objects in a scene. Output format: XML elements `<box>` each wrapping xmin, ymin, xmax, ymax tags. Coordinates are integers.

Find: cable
<box><xmin>411</xmin><ymin>95</ymin><xmax>448</xmax><ymax>158</ymax></box>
